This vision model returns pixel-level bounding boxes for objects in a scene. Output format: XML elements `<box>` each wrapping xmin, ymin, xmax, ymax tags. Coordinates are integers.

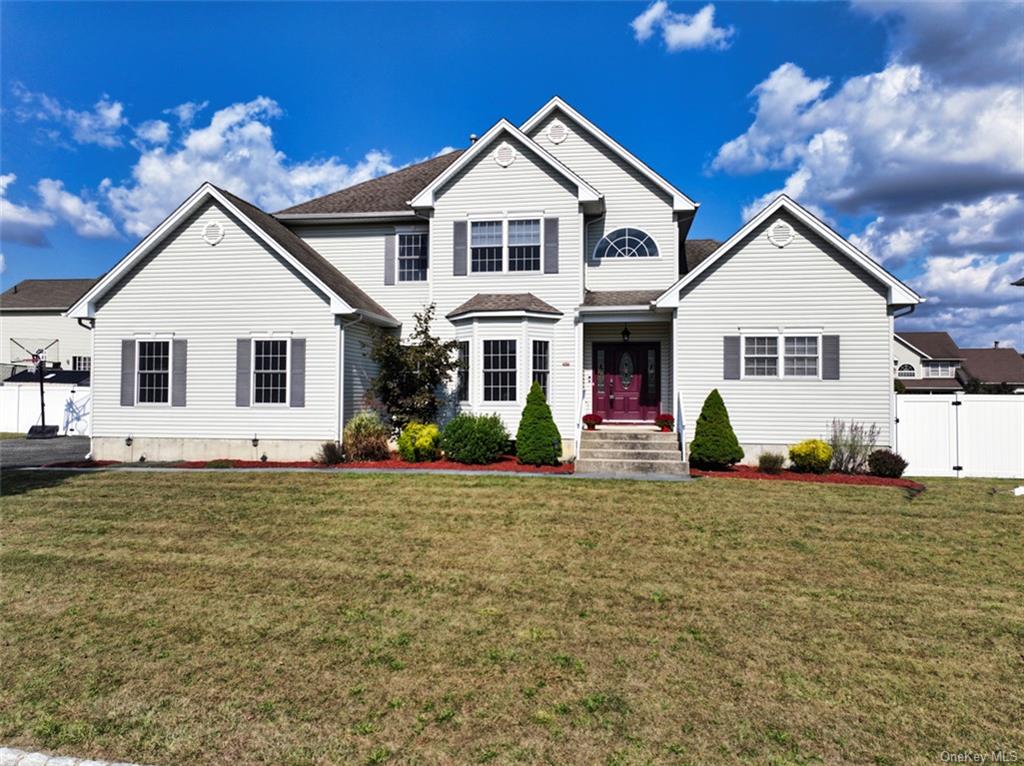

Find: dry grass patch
<box><xmin>1</xmin><ymin>471</ymin><xmax>1021</xmax><ymax>765</ymax></box>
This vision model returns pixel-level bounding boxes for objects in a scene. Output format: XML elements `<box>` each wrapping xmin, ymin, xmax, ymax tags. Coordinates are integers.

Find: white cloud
<box><xmin>0</xmin><ymin>174</ymin><xmax>55</xmax><ymax>246</ymax></box>
<box><xmin>12</xmin><ymin>83</ymin><xmax>128</xmax><ymax>148</ymax></box>
<box><xmin>134</xmin><ymin>120</ymin><xmax>171</xmax><ymax>146</ymax></box>
<box><xmin>104</xmin><ymin>96</ymin><xmax>398</xmax><ymax>237</ymax></box>
<box><xmin>36</xmin><ymin>179</ymin><xmax>118</xmax><ymax>239</ymax></box>
<box><xmin>164</xmin><ymin>100</ymin><xmax>208</xmax><ymax>127</ymax></box>
<box><xmin>631</xmin><ymin>2</ymin><xmax>734</xmax><ymax>52</ymax></box>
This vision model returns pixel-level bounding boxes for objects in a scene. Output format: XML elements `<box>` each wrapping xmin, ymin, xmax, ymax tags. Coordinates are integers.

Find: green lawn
<box><xmin>0</xmin><ymin>432</ymin><xmax>26</xmax><ymax>440</ymax></box>
<box><xmin>1</xmin><ymin>471</ymin><xmax>1021</xmax><ymax>765</ymax></box>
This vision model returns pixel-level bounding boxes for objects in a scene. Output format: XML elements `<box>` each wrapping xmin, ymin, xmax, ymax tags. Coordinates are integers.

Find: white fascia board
<box><xmin>576</xmin><ymin>304</ymin><xmax>659</xmax><ymax>314</ymax></box>
<box><xmin>520</xmin><ymin>96</ymin><xmax>698</xmax><ymax>212</ymax></box>
<box><xmin>654</xmin><ymin>194</ymin><xmax>924</xmax><ymax>309</ymax></box>
<box><xmin>577</xmin><ymin>309</ymin><xmax>665</xmax><ymax>325</ymax></box>
<box><xmin>409</xmin><ymin>118</ymin><xmax>602</xmax><ymax>208</ymax></box>
<box><xmin>66</xmin><ymin>183</ymin><xmax>355</xmax><ymax>318</ymax></box>
<box><xmin>448</xmin><ymin>310</ymin><xmax>563</xmax><ymax>322</ymax></box>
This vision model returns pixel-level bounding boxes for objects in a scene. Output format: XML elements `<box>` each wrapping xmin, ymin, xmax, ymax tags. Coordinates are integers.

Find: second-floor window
<box><xmin>471</xmin><ymin>219</ymin><xmax>543</xmax><ymax>273</ymax></box>
<box><xmin>897</xmin><ymin>363</ymin><xmax>916</xmax><ymax>378</ymax></box>
<box><xmin>471</xmin><ymin>221</ymin><xmax>503</xmax><ymax>272</ymax></box>
<box><xmin>925</xmin><ymin>361</ymin><xmax>957</xmax><ymax>378</ymax></box>
<box><xmin>509</xmin><ymin>219</ymin><xmax>541</xmax><ymax>271</ymax></box>
<box><xmin>398</xmin><ymin>232</ymin><xmax>428</xmax><ymax>281</ymax></box>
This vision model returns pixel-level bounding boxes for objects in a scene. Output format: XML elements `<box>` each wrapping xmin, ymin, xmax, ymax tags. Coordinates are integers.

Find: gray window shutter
<box><xmin>290</xmin><ymin>338</ymin><xmax>306</xmax><ymax>408</ymax></box>
<box><xmin>453</xmin><ymin>220</ymin><xmax>467</xmax><ymax>276</ymax></box>
<box><xmin>384</xmin><ymin>233</ymin><xmax>396</xmax><ymax>285</ymax></box>
<box><xmin>120</xmin><ymin>339</ymin><xmax>135</xmax><ymax>407</ymax></box>
<box><xmin>723</xmin><ymin>336</ymin><xmax>740</xmax><ymax>380</ymax></box>
<box><xmin>543</xmin><ymin>217</ymin><xmax>559</xmax><ymax>274</ymax></box>
<box><xmin>236</xmin><ymin>338</ymin><xmax>251</xmax><ymax>407</ymax></box>
<box><xmin>822</xmin><ymin>335</ymin><xmax>840</xmax><ymax>380</ymax></box>
<box><xmin>171</xmin><ymin>339</ymin><xmax>187</xmax><ymax>407</ymax></box>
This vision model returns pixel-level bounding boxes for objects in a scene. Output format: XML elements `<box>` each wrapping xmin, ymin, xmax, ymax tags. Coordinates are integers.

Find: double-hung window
<box><xmin>925</xmin><ymin>361</ymin><xmax>956</xmax><ymax>378</ymax></box>
<box><xmin>457</xmin><ymin>341</ymin><xmax>470</xmax><ymax>402</ymax></box>
<box><xmin>398</xmin><ymin>231</ymin><xmax>428</xmax><ymax>281</ymax></box>
<box><xmin>253</xmin><ymin>339</ymin><xmax>288</xmax><ymax>404</ymax></box>
<box><xmin>744</xmin><ymin>337</ymin><xmax>778</xmax><ymax>377</ymax></box>
<box><xmin>784</xmin><ymin>336</ymin><xmax>818</xmax><ymax>377</ymax></box>
<box><xmin>137</xmin><ymin>340</ymin><xmax>170</xmax><ymax>403</ymax></box>
<box><xmin>471</xmin><ymin>221</ymin><xmax>504</xmax><ymax>272</ymax></box>
<box><xmin>508</xmin><ymin>219</ymin><xmax>541</xmax><ymax>271</ymax></box>
<box><xmin>483</xmin><ymin>340</ymin><xmax>516</xmax><ymax>401</ymax></box>
<box><xmin>72</xmin><ymin>355</ymin><xmax>91</xmax><ymax>372</ymax></box>
<box><xmin>531</xmin><ymin>340</ymin><xmax>549</xmax><ymax>397</ymax></box>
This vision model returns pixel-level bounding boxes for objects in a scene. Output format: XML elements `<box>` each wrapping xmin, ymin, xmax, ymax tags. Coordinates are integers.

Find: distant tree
<box><xmin>369</xmin><ymin>304</ymin><xmax>461</xmax><ymax>430</ymax></box>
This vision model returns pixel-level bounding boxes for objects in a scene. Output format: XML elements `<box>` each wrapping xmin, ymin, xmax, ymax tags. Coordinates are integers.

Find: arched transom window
<box><xmin>897</xmin><ymin>363</ymin><xmax>916</xmax><ymax>378</ymax></box>
<box><xmin>594</xmin><ymin>228</ymin><xmax>658</xmax><ymax>259</ymax></box>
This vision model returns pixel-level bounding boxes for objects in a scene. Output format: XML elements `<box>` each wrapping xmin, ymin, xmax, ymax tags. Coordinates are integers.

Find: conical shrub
<box><xmin>688</xmin><ymin>389</ymin><xmax>744</xmax><ymax>469</ymax></box>
<box><xmin>515</xmin><ymin>382</ymin><xmax>562</xmax><ymax>465</ymax></box>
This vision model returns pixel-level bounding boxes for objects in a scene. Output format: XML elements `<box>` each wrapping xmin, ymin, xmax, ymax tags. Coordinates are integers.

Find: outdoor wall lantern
<box><xmin>621</xmin><ymin>325</ymin><xmax>631</xmax><ymax>343</ymax></box>
<box><xmin>125</xmin><ymin>435</ymin><xmax>133</xmax><ymax>447</ymax></box>
<box><xmin>252</xmin><ymin>434</ymin><xmax>260</xmax><ymax>447</ymax></box>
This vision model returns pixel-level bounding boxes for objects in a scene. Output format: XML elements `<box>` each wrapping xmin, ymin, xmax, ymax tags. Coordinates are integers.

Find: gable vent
<box><xmin>767</xmin><ymin>220</ymin><xmax>794</xmax><ymax>248</ymax></box>
<box><xmin>547</xmin><ymin>119</ymin><xmax>568</xmax><ymax>145</ymax></box>
<box><xmin>202</xmin><ymin>221</ymin><xmax>225</xmax><ymax>246</ymax></box>
<box><xmin>494</xmin><ymin>141</ymin><xmax>516</xmax><ymax>168</ymax></box>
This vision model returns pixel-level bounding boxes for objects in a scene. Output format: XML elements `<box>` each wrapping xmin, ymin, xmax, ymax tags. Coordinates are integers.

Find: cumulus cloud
<box><xmin>134</xmin><ymin>120</ymin><xmax>171</xmax><ymax>146</ymax></box>
<box><xmin>631</xmin><ymin>2</ymin><xmax>734</xmax><ymax>51</ymax></box>
<box><xmin>0</xmin><ymin>174</ymin><xmax>54</xmax><ymax>246</ymax></box>
<box><xmin>712</xmin><ymin>3</ymin><xmax>1022</xmax><ymax>348</ymax></box>
<box><xmin>11</xmin><ymin>83</ymin><xmax>128</xmax><ymax>148</ymax></box>
<box><xmin>36</xmin><ymin>179</ymin><xmax>118</xmax><ymax>239</ymax></box>
<box><xmin>164</xmin><ymin>100</ymin><xmax>208</xmax><ymax>127</ymax></box>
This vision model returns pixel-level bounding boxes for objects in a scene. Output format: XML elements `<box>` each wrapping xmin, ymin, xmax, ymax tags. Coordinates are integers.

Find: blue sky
<box><xmin>1</xmin><ymin>1</ymin><xmax>1021</xmax><ymax>346</ymax></box>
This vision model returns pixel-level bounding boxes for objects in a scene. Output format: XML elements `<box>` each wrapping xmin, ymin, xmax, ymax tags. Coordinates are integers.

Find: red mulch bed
<box><xmin>171</xmin><ymin>455</ymin><xmax>574</xmax><ymax>474</ymax></box>
<box><xmin>690</xmin><ymin>463</ymin><xmax>923</xmax><ymax>490</ymax></box>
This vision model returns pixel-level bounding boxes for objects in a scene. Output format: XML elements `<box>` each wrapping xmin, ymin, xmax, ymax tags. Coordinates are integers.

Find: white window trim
<box><xmin>739</xmin><ymin>328</ymin><xmax>823</xmax><ymax>381</ymax></box>
<box><xmin>531</xmin><ymin>338</ymin><xmax>551</xmax><ymax>397</ymax></box>
<box><xmin>135</xmin><ymin>337</ymin><xmax>173</xmax><ymax>407</ymax></box>
<box><xmin>468</xmin><ymin>212</ymin><xmax>547</xmax><ymax>274</ymax></box>
<box><xmin>482</xmin><ymin>337</ymin><xmax>518</xmax><ymax>403</ymax></box>
<box><xmin>395</xmin><ymin>225</ymin><xmax>429</xmax><ymax>283</ymax></box>
<box><xmin>590</xmin><ymin>227</ymin><xmax>663</xmax><ymax>261</ymax></box>
<box><xmin>250</xmin><ymin>335</ymin><xmax>291</xmax><ymax>407</ymax></box>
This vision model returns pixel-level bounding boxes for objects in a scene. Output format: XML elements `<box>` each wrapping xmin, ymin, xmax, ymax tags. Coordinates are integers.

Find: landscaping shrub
<box><xmin>688</xmin><ymin>389</ymin><xmax>744</xmax><ymax>469</ymax></box>
<box><xmin>582</xmin><ymin>413</ymin><xmax>603</xmax><ymax>430</ymax></box>
<box><xmin>397</xmin><ymin>422</ymin><xmax>440</xmax><ymax>462</ymax></box>
<box><xmin>343</xmin><ymin>410</ymin><xmax>391</xmax><ymax>462</ymax></box>
<box><xmin>313</xmin><ymin>441</ymin><xmax>344</xmax><ymax>465</ymax></box>
<box><xmin>440</xmin><ymin>413</ymin><xmax>509</xmax><ymax>464</ymax></box>
<box><xmin>868</xmin><ymin>448</ymin><xmax>908</xmax><ymax>478</ymax></box>
<box><xmin>829</xmin><ymin>419</ymin><xmax>880</xmax><ymax>473</ymax></box>
<box><xmin>758</xmin><ymin>451</ymin><xmax>785</xmax><ymax>474</ymax></box>
<box><xmin>206</xmin><ymin>459</ymin><xmax>233</xmax><ymax>469</ymax></box>
<box><xmin>789</xmin><ymin>439</ymin><xmax>833</xmax><ymax>474</ymax></box>
<box><xmin>516</xmin><ymin>382</ymin><xmax>562</xmax><ymax>466</ymax></box>
<box><xmin>655</xmin><ymin>413</ymin><xmax>675</xmax><ymax>432</ymax></box>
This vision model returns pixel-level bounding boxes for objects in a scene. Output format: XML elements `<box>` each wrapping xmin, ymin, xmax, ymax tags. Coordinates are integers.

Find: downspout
<box><xmin>77</xmin><ymin>317</ymin><xmax>95</xmax><ymax>459</ymax></box>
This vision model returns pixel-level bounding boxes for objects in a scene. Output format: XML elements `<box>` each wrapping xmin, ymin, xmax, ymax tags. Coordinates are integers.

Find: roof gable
<box><xmin>67</xmin><ymin>183</ymin><xmax>396</xmax><ymax>325</ymax></box>
<box><xmin>520</xmin><ymin>97</ymin><xmax>697</xmax><ymax>212</ymax></box>
<box><xmin>655</xmin><ymin>195</ymin><xmax>922</xmax><ymax>308</ymax></box>
<box><xmin>895</xmin><ymin>331</ymin><xmax>961</xmax><ymax>360</ymax></box>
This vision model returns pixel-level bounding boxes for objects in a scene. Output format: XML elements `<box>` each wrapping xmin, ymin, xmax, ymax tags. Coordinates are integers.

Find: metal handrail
<box><xmin>574</xmin><ymin>382</ymin><xmax>587</xmax><ymax>459</ymax></box>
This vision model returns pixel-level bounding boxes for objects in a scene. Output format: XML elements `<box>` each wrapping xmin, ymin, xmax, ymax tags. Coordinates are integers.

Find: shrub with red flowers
<box><xmin>582</xmin><ymin>413</ymin><xmax>603</xmax><ymax>430</ymax></box>
<box><xmin>654</xmin><ymin>413</ymin><xmax>675</xmax><ymax>432</ymax></box>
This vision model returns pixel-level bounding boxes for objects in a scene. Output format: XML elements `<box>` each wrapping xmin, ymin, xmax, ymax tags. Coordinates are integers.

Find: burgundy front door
<box><xmin>592</xmin><ymin>342</ymin><xmax>660</xmax><ymax>421</ymax></box>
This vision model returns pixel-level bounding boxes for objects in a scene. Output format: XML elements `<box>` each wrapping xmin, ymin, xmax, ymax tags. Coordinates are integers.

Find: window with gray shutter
<box><xmin>171</xmin><ymin>339</ymin><xmax>187</xmax><ymax>407</ymax></box>
<box><xmin>236</xmin><ymin>338</ymin><xmax>251</xmax><ymax>407</ymax></box>
<box><xmin>120</xmin><ymin>339</ymin><xmax>135</xmax><ymax>406</ymax></box>
<box><xmin>543</xmin><ymin>217</ymin><xmax>559</xmax><ymax>274</ymax></box>
<box><xmin>822</xmin><ymin>335</ymin><xmax>840</xmax><ymax>380</ymax></box>
<box><xmin>723</xmin><ymin>336</ymin><xmax>740</xmax><ymax>380</ymax></box>
<box><xmin>290</xmin><ymin>338</ymin><xmax>306</xmax><ymax>407</ymax></box>
<box><xmin>384</xmin><ymin>233</ymin><xmax>396</xmax><ymax>285</ymax></box>
<box><xmin>453</xmin><ymin>220</ymin><xmax>467</xmax><ymax>276</ymax></box>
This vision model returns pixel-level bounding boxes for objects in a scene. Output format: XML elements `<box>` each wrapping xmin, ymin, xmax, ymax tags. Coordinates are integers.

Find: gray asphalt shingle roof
<box><xmin>447</xmin><ymin>293</ymin><xmax>562</xmax><ymax>319</ymax></box>
<box><xmin>896</xmin><ymin>331</ymin><xmax>962</xmax><ymax>360</ymax></box>
<box><xmin>1</xmin><ymin>279</ymin><xmax>98</xmax><ymax>311</ymax></box>
<box><xmin>581</xmin><ymin>290</ymin><xmax>662</xmax><ymax>307</ymax></box>
<box><xmin>684</xmin><ymin>239</ymin><xmax>721</xmax><ymax>272</ymax></box>
<box><xmin>959</xmin><ymin>347</ymin><xmax>1024</xmax><ymax>385</ymax></box>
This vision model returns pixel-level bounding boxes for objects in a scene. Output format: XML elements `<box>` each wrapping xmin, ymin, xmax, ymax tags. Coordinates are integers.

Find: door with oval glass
<box><xmin>592</xmin><ymin>342</ymin><xmax>660</xmax><ymax>421</ymax></box>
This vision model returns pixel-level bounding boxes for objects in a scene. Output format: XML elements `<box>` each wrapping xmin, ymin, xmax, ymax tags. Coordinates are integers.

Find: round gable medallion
<box><xmin>202</xmin><ymin>221</ymin><xmax>225</xmax><ymax>246</ymax></box>
<box><xmin>494</xmin><ymin>141</ymin><xmax>516</xmax><ymax>168</ymax></box>
<box><xmin>767</xmin><ymin>220</ymin><xmax>794</xmax><ymax>248</ymax></box>
<box><xmin>547</xmin><ymin>119</ymin><xmax>568</xmax><ymax>145</ymax></box>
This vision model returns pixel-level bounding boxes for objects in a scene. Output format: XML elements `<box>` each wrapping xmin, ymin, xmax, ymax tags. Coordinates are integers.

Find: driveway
<box><xmin>0</xmin><ymin>435</ymin><xmax>90</xmax><ymax>469</ymax></box>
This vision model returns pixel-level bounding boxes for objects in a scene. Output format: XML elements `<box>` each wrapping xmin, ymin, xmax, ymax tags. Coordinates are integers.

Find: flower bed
<box><xmin>690</xmin><ymin>463</ymin><xmax>923</xmax><ymax>490</ymax></box>
<box><xmin>171</xmin><ymin>455</ymin><xmax>574</xmax><ymax>474</ymax></box>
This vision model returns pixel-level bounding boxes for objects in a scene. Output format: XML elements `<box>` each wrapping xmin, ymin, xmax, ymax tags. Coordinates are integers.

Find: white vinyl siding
<box><xmin>674</xmin><ymin>211</ymin><xmax>894</xmax><ymax>448</ymax></box>
<box><xmin>343</xmin><ymin>320</ymin><xmax>381</xmax><ymax>425</ymax></box>
<box><xmin>527</xmin><ymin>109</ymin><xmax>679</xmax><ymax>291</ymax></box>
<box><xmin>91</xmin><ymin>200</ymin><xmax>338</xmax><ymax>440</ymax></box>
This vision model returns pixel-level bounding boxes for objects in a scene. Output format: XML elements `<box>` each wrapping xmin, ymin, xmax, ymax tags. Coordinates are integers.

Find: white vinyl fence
<box><xmin>0</xmin><ymin>384</ymin><xmax>91</xmax><ymax>436</ymax></box>
<box><xmin>894</xmin><ymin>394</ymin><xmax>1024</xmax><ymax>479</ymax></box>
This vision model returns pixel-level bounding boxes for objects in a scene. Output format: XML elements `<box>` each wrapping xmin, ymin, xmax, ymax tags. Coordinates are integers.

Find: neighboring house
<box><xmin>959</xmin><ymin>344</ymin><xmax>1024</xmax><ymax>391</ymax></box>
<box><xmin>893</xmin><ymin>332</ymin><xmax>964</xmax><ymax>392</ymax></box>
<box><xmin>1</xmin><ymin>278</ymin><xmax>97</xmax><ymax>380</ymax></box>
<box><xmin>67</xmin><ymin>97</ymin><xmax>922</xmax><ymax>462</ymax></box>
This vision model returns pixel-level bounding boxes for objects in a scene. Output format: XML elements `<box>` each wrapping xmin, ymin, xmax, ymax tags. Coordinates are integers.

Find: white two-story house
<box><xmin>68</xmin><ymin>97</ymin><xmax>922</xmax><ymax>462</ymax></box>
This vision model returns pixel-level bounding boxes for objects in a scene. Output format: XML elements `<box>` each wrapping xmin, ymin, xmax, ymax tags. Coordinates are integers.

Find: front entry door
<box><xmin>592</xmin><ymin>342</ymin><xmax>660</xmax><ymax>421</ymax></box>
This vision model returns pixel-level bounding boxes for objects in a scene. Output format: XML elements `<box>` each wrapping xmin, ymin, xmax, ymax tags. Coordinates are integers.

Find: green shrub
<box><xmin>758</xmin><ymin>452</ymin><xmax>785</xmax><ymax>474</ymax></box>
<box><xmin>829</xmin><ymin>419</ymin><xmax>879</xmax><ymax>473</ymax></box>
<box><xmin>515</xmin><ymin>382</ymin><xmax>562</xmax><ymax>466</ymax></box>
<box><xmin>688</xmin><ymin>389</ymin><xmax>744</xmax><ymax>469</ymax></box>
<box><xmin>313</xmin><ymin>441</ymin><xmax>344</xmax><ymax>465</ymax></box>
<box><xmin>440</xmin><ymin>413</ymin><xmax>509</xmax><ymax>464</ymax></box>
<box><xmin>397</xmin><ymin>422</ymin><xmax>440</xmax><ymax>462</ymax></box>
<box><xmin>789</xmin><ymin>439</ymin><xmax>833</xmax><ymax>473</ymax></box>
<box><xmin>206</xmin><ymin>459</ymin><xmax>233</xmax><ymax>469</ymax></box>
<box><xmin>343</xmin><ymin>410</ymin><xmax>391</xmax><ymax>462</ymax></box>
<box><xmin>868</xmin><ymin>448</ymin><xmax>908</xmax><ymax>478</ymax></box>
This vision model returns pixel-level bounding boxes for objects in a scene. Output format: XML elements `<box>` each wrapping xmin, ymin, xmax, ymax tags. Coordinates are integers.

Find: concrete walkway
<box><xmin>0</xmin><ymin>747</ymin><xmax>150</xmax><ymax>766</ymax></box>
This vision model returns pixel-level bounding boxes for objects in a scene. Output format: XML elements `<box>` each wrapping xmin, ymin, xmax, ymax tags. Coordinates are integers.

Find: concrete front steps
<box><xmin>575</xmin><ymin>428</ymin><xmax>689</xmax><ymax>478</ymax></box>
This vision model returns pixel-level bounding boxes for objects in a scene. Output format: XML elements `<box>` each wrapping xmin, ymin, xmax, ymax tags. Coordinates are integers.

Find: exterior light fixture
<box><xmin>621</xmin><ymin>325</ymin><xmax>631</xmax><ymax>343</ymax></box>
<box><xmin>252</xmin><ymin>434</ymin><xmax>260</xmax><ymax>447</ymax></box>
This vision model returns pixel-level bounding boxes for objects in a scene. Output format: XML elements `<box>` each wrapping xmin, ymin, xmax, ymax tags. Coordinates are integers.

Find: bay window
<box><xmin>483</xmin><ymin>339</ymin><xmax>516</xmax><ymax>401</ymax></box>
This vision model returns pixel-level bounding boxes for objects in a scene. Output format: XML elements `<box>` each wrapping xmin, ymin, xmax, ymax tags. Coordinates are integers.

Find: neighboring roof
<box><xmin>898</xmin><ymin>377</ymin><xmax>963</xmax><ymax>392</ymax></box>
<box><xmin>896</xmin><ymin>331</ymin><xmax>962</xmax><ymax>360</ymax></box>
<box><xmin>1012</xmin><ymin>277</ymin><xmax>1024</xmax><ymax>286</ymax></box>
<box><xmin>276</xmin><ymin>151</ymin><xmax>464</xmax><ymax>217</ymax></box>
<box><xmin>214</xmin><ymin>187</ymin><xmax>395</xmax><ymax>322</ymax></box>
<box><xmin>655</xmin><ymin>195</ymin><xmax>923</xmax><ymax>309</ymax></box>
<box><xmin>683</xmin><ymin>239</ymin><xmax>721</xmax><ymax>273</ymax></box>
<box><xmin>5</xmin><ymin>369</ymin><xmax>90</xmax><ymax>386</ymax></box>
<box><xmin>520</xmin><ymin>97</ymin><xmax>698</xmax><ymax>212</ymax></box>
<box><xmin>1</xmin><ymin>279</ymin><xmax>98</xmax><ymax>311</ymax></box>
<box><xmin>409</xmin><ymin>119</ymin><xmax>602</xmax><ymax>209</ymax></box>
<box><xmin>68</xmin><ymin>183</ymin><xmax>397</xmax><ymax>325</ymax></box>
<box><xmin>447</xmin><ymin>293</ymin><xmax>562</xmax><ymax>319</ymax></box>
<box><xmin>959</xmin><ymin>347</ymin><xmax>1024</xmax><ymax>384</ymax></box>
<box><xmin>581</xmin><ymin>290</ymin><xmax>662</xmax><ymax>307</ymax></box>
